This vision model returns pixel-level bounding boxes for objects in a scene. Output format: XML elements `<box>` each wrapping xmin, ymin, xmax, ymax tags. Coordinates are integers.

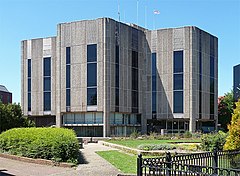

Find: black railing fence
<box><xmin>137</xmin><ymin>150</ymin><xmax>240</xmax><ymax>176</ymax></box>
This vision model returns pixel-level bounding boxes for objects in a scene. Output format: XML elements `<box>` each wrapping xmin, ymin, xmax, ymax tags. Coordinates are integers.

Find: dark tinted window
<box><xmin>132</xmin><ymin>51</ymin><xmax>138</xmax><ymax>68</ymax></box>
<box><xmin>174</xmin><ymin>74</ymin><xmax>183</xmax><ymax>90</ymax></box>
<box><xmin>174</xmin><ymin>91</ymin><xmax>183</xmax><ymax>113</ymax></box>
<box><xmin>28</xmin><ymin>93</ymin><xmax>31</xmax><ymax>111</ymax></box>
<box><xmin>210</xmin><ymin>94</ymin><xmax>214</xmax><ymax>114</ymax></box>
<box><xmin>28</xmin><ymin>78</ymin><xmax>31</xmax><ymax>92</ymax></box>
<box><xmin>66</xmin><ymin>65</ymin><xmax>71</xmax><ymax>88</ymax></box>
<box><xmin>66</xmin><ymin>47</ymin><xmax>71</xmax><ymax>64</ymax></box>
<box><xmin>132</xmin><ymin>68</ymin><xmax>138</xmax><ymax>90</ymax></box>
<box><xmin>115</xmin><ymin>64</ymin><xmax>119</xmax><ymax>88</ymax></box>
<box><xmin>199</xmin><ymin>52</ymin><xmax>202</xmax><ymax>75</ymax></box>
<box><xmin>28</xmin><ymin>59</ymin><xmax>31</xmax><ymax>77</ymax></box>
<box><xmin>87</xmin><ymin>44</ymin><xmax>97</xmax><ymax>62</ymax></box>
<box><xmin>44</xmin><ymin>57</ymin><xmax>51</xmax><ymax>76</ymax></box>
<box><xmin>152</xmin><ymin>92</ymin><xmax>156</xmax><ymax>113</ymax></box>
<box><xmin>116</xmin><ymin>45</ymin><xmax>119</xmax><ymax>64</ymax></box>
<box><xmin>132</xmin><ymin>91</ymin><xmax>138</xmax><ymax>108</ymax></box>
<box><xmin>174</xmin><ymin>51</ymin><xmax>183</xmax><ymax>73</ymax></box>
<box><xmin>152</xmin><ymin>53</ymin><xmax>156</xmax><ymax>75</ymax></box>
<box><xmin>66</xmin><ymin>89</ymin><xmax>70</xmax><ymax>107</ymax></box>
<box><xmin>44</xmin><ymin>92</ymin><xmax>51</xmax><ymax>111</ymax></box>
<box><xmin>87</xmin><ymin>63</ymin><xmax>97</xmax><ymax>87</ymax></box>
<box><xmin>115</xmin><ymin>88</ymin><xmax>119</xmax><ymax>106</ymax></box>
<box><xmin>44</xmin><ymin>77</ymin><xmax>51</xmax><ymax>91</ymax></box>
<box><xmin>87</xmin><ymin>88</ymin><xmax>97</xmax><ymax>105</ymax></box>
<box><xmin>210</xmin><ymin>56</ymin><xmax>214</xmax><ymax>78</ymax></box>
<box><xmin>152</xmin><ymin>76</ymin><xmax>156</xmax><ymax>91</ymax></box>
<box><xmin>210</xmin><ymin>78</ymin><xmax>214</xmax><ymax>93</ymax></box>
<box><xmin>210</xmin><ymin>36</ymin><xmax>214</xmax><ymax>56</ymax></box>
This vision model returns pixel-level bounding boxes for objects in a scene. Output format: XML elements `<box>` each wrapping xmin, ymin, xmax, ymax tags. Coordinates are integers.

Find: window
<box><xmin>66</xmin><ymin>47</ymin><xmax>71</xmax><ymax>64</ymax></box>
<box><xmin>152</xmin><ymin>92</ymin><xmax>156</xmax><ymax>113</ymax></box>
<box><xmin>66</xmin><ymin>65</ymin><xmax>71</xmax><ymax>88</ymax></box>
<box><xmin>87</xmin><ymin>63</ymin><xmax>97</xmax><ymax>87</ymax></box>
<box><xmin>152</xmin><ymin>53</ymin><xmax>157</xmax><ymax>114</ymax></box>
<box><xmin>87</xmin><ymin>44</ymin><xmax>97</xmax><ymax>62</ymax></box>
<box><xmin>66</xmin><ymin>89</ymin><xmax>71</xmax><ymax>107</ymax></box>
<box><xmin>27</xmin><ymin>59</ymin><xmax>31</xmax><ymax>111</ymax></box>
<box><xmin>43</xmin><ymin>57</ymin><xmax>51</xmax><ymax>111</ymax></box>
<box><xmin>87</xmin><ymin>44</ymin><xmax>97</xmax><ymax>106</ymax></box>
<box><xmin>115</xmin><ymin>46</ymin><xmax>120</xmax><ymax>111</ymax></box>
<box><xmin>44</xmin><ymin>92</ymin><xmax>51</xmax><ymax>111</ymax></box>
<box><xmin>28</xmin><ymin>92</ymin><xmax>31</xmax><ymax>111</ymax></box>
<box><xmin>43</xmin><ymin>57</ymin><xmax>51</xmax><ymax>76</ymax></box>
<box><xmin>174</xmin><ymin>74</ymin><xmax>183</xmax><ymax>90</ymax></box>
<box><xmin>132</xmin><ymin>51</ymin><xmax>138</xmax><ymax>113</ymax></box>
<box><xmin>66</xmin><ymin>47</ymin><xmax>71</xmax><ymax>107</ymax></box>
<box><xmin>174</xmin><ymin>51</ymin><xmax>183</xmax><ymax>73</ymax></box>
<box><xmin>210</xmin><ymin>56</ymin><xmax>214</xmax><ymax>78</ymax></box>
<box><xmin>174</xmin><ymin>91</ymin><xmax>183</xmax><ymax>113</ymax></box>
<box><xmin>87</xmin><ymin>88</ymin><xmax>97</xmax><ymax>105</ymax></box>
<box><xmin>173</xmin><ymin>51</ymin><xmax>184</xmax><ymax>113</ymax></box>
<box><xmin>28</xmin><ymin>59</ymin><xmax>31</xmax><ymax>77</ymax></box>
<box><xmin>210</xmin><ymin>37</ymin><xmax>215</xmax><ymax>117</ymax></box>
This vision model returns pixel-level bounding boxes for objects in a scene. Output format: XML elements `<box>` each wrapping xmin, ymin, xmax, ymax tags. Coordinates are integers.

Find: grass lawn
<box><xmin>96</xmin><ymin>150</ymin><xmax>137</xmax><ymax>174</ymax></box>
<box><xmin>106</xmin><ymin>139</ymin><xmax>201</xmax><ymax>149</ymax></box>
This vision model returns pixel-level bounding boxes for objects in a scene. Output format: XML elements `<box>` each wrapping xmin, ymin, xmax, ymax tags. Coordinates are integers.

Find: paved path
<box><xmin>0</xmin><ymin>142</ymin><xmax>122</xmax><ymax>176</ymax></box>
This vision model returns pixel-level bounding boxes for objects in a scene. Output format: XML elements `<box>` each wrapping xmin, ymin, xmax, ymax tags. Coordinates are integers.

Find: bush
<box><xmin>0</xmin><ymin>128</ymin><xmax>79</xmax><ymax>164</ymax></box>
<box><xmin>183</xmin><ymin>131</ymin><xmax>192</xmax><ymax>138</ymax></box>
<box><xmin>224</xmin><ymin>100</ymin><xmax>240</xmax><ymax>150</ymax></box>
<box><xmin>138</xmin><ymin>144</ymin><xmax>176</xmax><ymax>151</ymax></box>
<box><xmin>200</xmin><ymin>131</ymin><xmax>227</xmax><ymax>151</ymax></box>
<box><xmin>130</xmin><ymin>129</ymin><xmax>141</xmax><ymax>139</ymax></box>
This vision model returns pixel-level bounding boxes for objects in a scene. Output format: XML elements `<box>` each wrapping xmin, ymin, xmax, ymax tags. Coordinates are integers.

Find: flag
<box><xmin>154</xmin><ymin>10</ymin><xmax>160</xmax><ymax>14</ymax></box>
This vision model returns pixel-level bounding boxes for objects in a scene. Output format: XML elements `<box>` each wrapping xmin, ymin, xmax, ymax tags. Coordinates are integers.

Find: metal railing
<box><xmin>137</xmin><ymin>150</ymin><xmax>240</xmax><ymax>176</ymax></box>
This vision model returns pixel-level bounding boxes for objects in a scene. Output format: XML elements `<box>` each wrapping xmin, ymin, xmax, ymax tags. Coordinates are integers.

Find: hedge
<box><xmin>0</xmin><ymin>128</ymin><xmax>79</xmax><ymax>164</ymax></box>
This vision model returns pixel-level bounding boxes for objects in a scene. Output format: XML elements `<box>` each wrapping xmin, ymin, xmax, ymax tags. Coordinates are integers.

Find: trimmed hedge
<box><xmin>0</xmin><ymin>128</ymin><xmax>79</xmax><ymax>164</ymax></box>
<box><xmin>138</xmin><ymin>144</ymin><xmax>176</xmax><ymax>151</ymax></box>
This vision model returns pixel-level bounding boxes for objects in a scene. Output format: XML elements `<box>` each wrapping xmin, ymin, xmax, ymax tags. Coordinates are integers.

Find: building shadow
<box><xmin>0</xmin><ymin>170</ymin><xmax>15</xmax><ymax>176</ymax></box>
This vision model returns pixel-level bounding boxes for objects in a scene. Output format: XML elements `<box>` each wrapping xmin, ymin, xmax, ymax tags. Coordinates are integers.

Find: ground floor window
<box><xmin>66</xmin><ymin>126</ymin><xmax>103</xmax><ymax>137</ymax></box>
<box><xmin>147</xmin><ymin>119</ymin><xmax>189</xmax><ymax>134</ymax></box>
<box><xmin>63</xmin><ymin>112</ymin><xmax>103</xmax><ymax>124</ymax></box>
<box><xmin>29</xmin><ymin>116</ymin><xmax>56</xmax><ymax>127</ymax></box>
<box><xmin>110</xmin><ymin>126</ymin><xmax>140</xmax><ymax>137</ymax></box>
<box><xmin>110</xmin><ymin>113</ymin><xmax>141</xmax><ymax>125</ymax></box>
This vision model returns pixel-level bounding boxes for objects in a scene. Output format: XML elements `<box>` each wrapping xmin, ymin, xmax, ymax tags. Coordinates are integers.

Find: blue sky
<box><xmin>0</xmin><ymin>0</ymin><xmax>239</xmax><ymax>103</ymax></box>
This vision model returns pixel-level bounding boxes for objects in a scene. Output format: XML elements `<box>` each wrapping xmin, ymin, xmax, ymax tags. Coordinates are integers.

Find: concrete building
<box><xmin>233</xmin><ymin>64</ymin><xmax>240</xmax><ymax>101</ymax></box>
<box><xmin>21</xmin><ymin>18</ymin><xmax>218</xmax><ymax>136</ymax></box>
<box><xmin>0</xmin><ymin>85</ymin><xmax>12</xmax><ymax>104</ymax></box>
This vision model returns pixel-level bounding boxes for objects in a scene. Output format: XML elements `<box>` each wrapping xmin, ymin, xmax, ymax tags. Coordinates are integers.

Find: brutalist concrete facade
<box><xmin>21</xmin><ymin>18</ymin><xmax>218</xmax><ymax>136</ymax></box>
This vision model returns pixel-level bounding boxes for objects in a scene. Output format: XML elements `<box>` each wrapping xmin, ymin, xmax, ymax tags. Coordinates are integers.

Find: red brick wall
<box><xmin>0</xmin><ymin>91</ymin><xmax>12</xmax><ymax>104</ymax></box>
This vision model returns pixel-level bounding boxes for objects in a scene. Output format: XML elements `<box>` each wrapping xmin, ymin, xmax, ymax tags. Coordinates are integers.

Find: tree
<box><xmin>0</xmin><ymin>102</ymin><xmax>34</xmax><ymax>133</ymax></box>
<box><xmin>224</xmin><ymin>100</ymin><xmax>240</xmax><ymax>150</ymax></box>
<box><xmin>218</xmin><ymin>90</ymin><xmax>234</xmax><ymax>131</ymax></box>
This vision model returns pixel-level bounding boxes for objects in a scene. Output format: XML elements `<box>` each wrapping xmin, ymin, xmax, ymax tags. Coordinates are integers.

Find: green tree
<box><xmin>0</xmin><ymin>102</ymin><xmax>34</xmax><ymax>133</ymax></box>
<box><xmin>224</xmin><ymin>100</ymin><xmax>240</xmax><ymax>150</ymax></box>
<box><xmin>218</xmin><ymin>90</ymin><xmax>234</xmax><ymax>131</ymax></box>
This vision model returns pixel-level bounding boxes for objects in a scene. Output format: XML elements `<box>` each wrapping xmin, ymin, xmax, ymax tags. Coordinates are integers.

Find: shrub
<box><xmin>0</xmin><ymin>128</ymin><xmax>79</xmax><ymax>164</ymax></box>
<box><xmin>224</xmin><ymin>100</ymin><xmax>240</xmax><ymax>150</ymax></box>
<box><xmin>200</xmin><ymin>131</ymin><xmax>227</xmax><ymax>151</ymax></box>
<box><xmin>183</xmin><ymin>131</ymin><xmax>192</xmax><ymax>138</ymax></box>
<box><xmin>130</xmin><ymin>129</ymin><xmax>141</xmax><ymax>139</ymax></box>
<box><xmin>138</xmin><ymin>144</ymin><xmax>176</xmax><ymax>151</ymax></box>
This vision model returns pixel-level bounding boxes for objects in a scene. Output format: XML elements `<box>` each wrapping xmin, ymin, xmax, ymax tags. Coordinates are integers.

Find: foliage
<box><xmin>138</xmin><ymin>144</ymin><xmax>176</xmax><ymax>151</ymax></box>
<box><xmin>96</xmin><ymin>150</ymin><xmax>137</xmax><ymax>174</ymax></box>
<box><xmin>0</xmin><ymin>102</ymin><xmax>35</xmax><ymax>133</ymax></box>
<box><xmin>200</xmin><ymin>131</ymin><xmax>227</xmax><ymax>151</ymax></box>
<box><xmin>224</xmin><ymin>100</ymin><xmax>240</xmax><ymax>150</ymax></box>
<box><xmin>183</xmin><ymin>131</ymin><xmax>192</xmax><ymax>138</ymax></box>
<box><xmin>218</xmin><ymin>90</ymin><xmax>235</xmax><ymax>131</ymax></box>
<box><xmin>107</xmin><ymin>139</ymin><xmax>200</xmax><ymax>149</ymax></box>
<box><xmin>0</xmin><ymin>128</ymin><xmax>79</xmax><ymax>164</ymax></box>
<box><xmin>176</xmin><ymin>143</ymin><xmax>200</xmax><ymax>151</ymax></box>
<box><xmin>129</xmin><ymin>129</ymin><xmax>141</xmax><ymax>139</ymax></box>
